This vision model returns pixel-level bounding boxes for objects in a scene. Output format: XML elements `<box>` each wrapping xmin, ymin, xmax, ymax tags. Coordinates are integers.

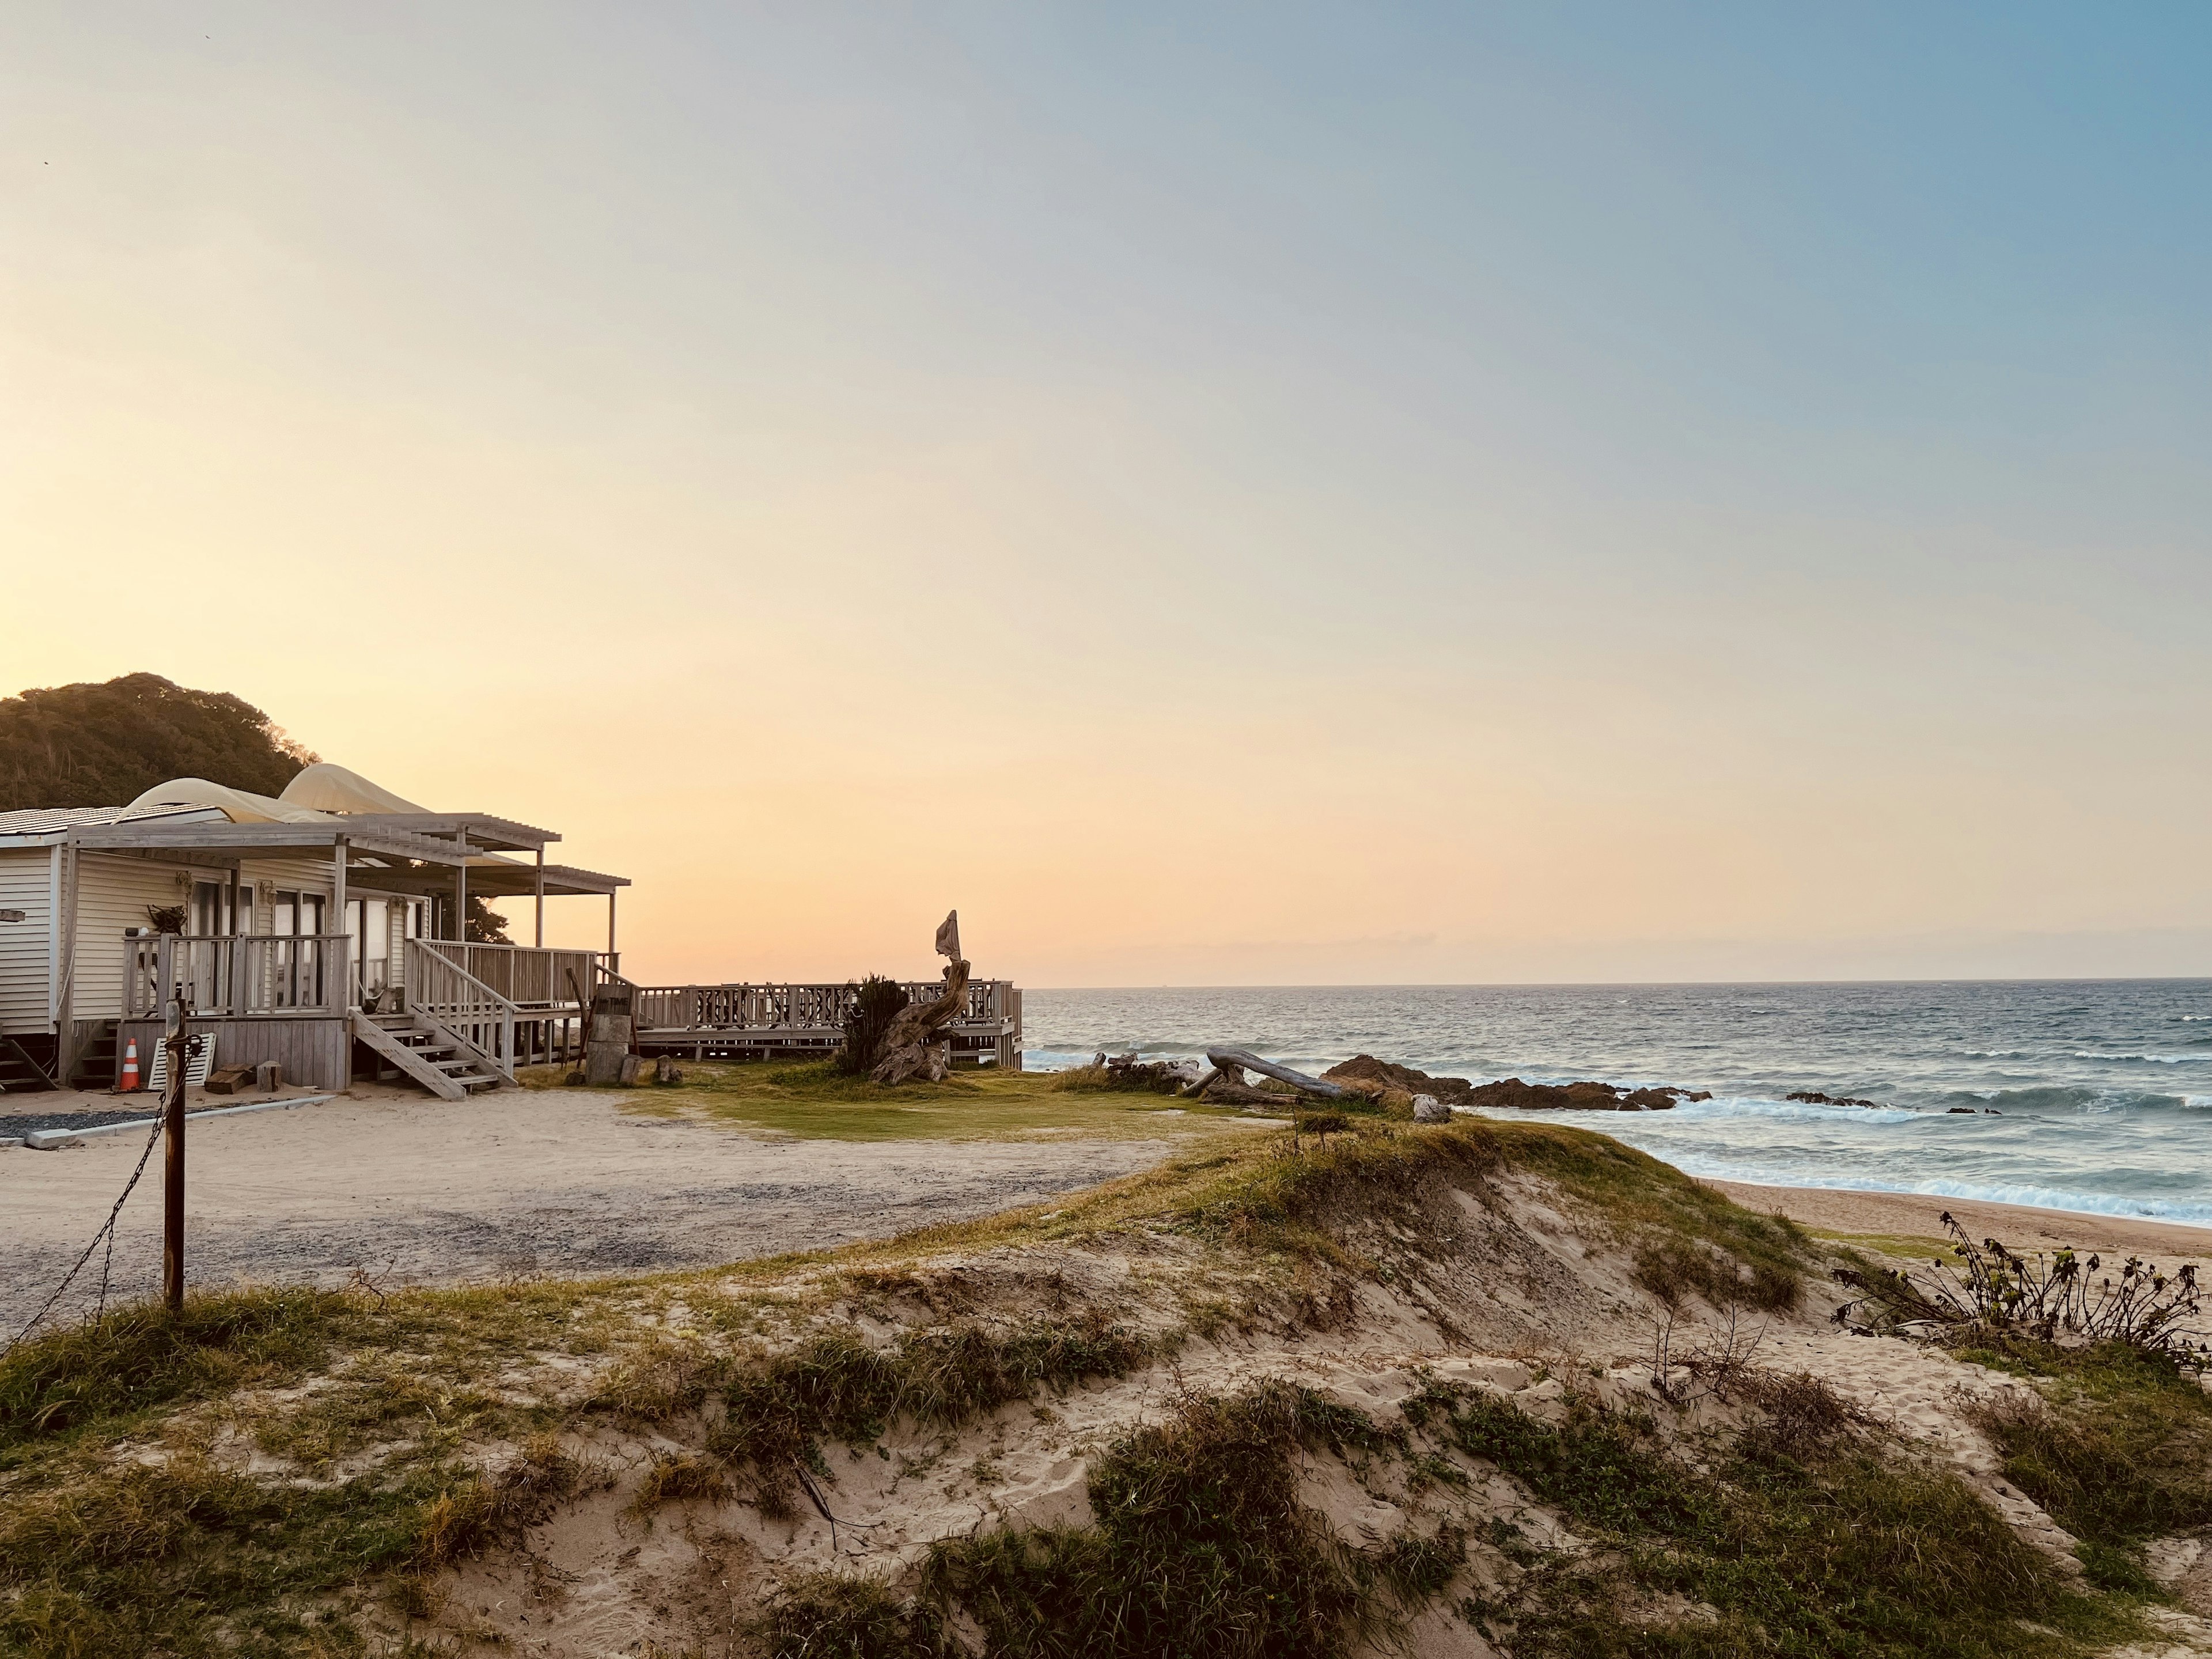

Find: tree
<box><xmin>0</xmin><ymin>673</ymin><xmax>317</xmax><ymax>810</ymax></box>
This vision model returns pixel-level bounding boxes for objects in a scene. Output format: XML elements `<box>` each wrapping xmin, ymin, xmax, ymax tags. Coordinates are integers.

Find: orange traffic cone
<box><xmin>119</xmin><ymin>1038</ymin><xmax>141</xmax><ymax>1092</ymax></box>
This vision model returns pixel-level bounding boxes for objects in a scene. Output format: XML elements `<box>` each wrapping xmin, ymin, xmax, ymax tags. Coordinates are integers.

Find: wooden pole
<box><xmin>607</xmin><ymin>890</ymin><xmax>617</xmax><ymax>963</ymax></box>
<box><xmin>534</xmin><ymin>847</ymin><xmax>544</xmax><ymax>949</ymax></box>
<box><xmin>331</xmin><ymin>835</ymin><xmax>350</xmax><ymax>1008</ymax></box>
<box><xmin>455</xmin><ymin>831</ymin><xmax>469</xmax><ymax>944</ymax></box>
<box><xmin>162</xmin><ymin>988</ymin><xmax>188</xmax><ymax>1312</ymax></box>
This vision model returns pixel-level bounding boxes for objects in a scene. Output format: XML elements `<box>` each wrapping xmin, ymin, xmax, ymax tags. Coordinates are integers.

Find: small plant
<box><xmin>1834</xmin><ymin>1214</ymin><xmax>2209</xmax><ymax>1365</ymax></box>
<box><xmin>835</xmin><ymin>975</ymin><xmax>910</xmax><ymax>1076</ymax></box>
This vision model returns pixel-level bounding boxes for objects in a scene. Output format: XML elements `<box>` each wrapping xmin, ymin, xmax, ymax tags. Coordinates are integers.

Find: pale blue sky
<box><xmin>5</xmin><ymin>5</ymin><xmax>2209</xmax><ymax>982</ymax></box>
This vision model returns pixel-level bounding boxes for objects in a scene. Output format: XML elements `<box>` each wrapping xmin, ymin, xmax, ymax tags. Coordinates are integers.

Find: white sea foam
<box><xmin>2071</xmin><ymin>1051</ymin><xmax>2199</xmax><ymax>1064</ymax></box>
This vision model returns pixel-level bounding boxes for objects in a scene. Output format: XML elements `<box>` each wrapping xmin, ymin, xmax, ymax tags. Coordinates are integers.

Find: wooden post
<box><xmin>454</xmin><ymin>830</ymin><xmax>469</xmax><ymax>944</ymax></box>
<box><xmin>162</xmin><ymin>989</ymin><xmax>188</xmax><ymax>1313</ymax></box>
<box><xmin>534</xmin><ymin>847</ymin><xmax>544</xmax><ymax>949</ymax></box>
<box><xmin>225</xmin><ymin>866</ymin><xmax>240</xmax><ymax>1010</ymax></box>
<box><xmin>607</xmin><ymin>890</ymin><xmax>617</xmax><ymax>971</ymax></box>
<box><xmin>331</xmin><ymin>835</ymin><xmax>350</xmax><ymax>1007</ymax></box>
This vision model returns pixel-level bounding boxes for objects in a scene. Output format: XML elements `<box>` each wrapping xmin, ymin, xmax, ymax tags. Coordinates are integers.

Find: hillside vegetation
<box><xmin>0</xmin><ymin>673</ymin><xmax>313</xmax><ymax>812</ymax></box>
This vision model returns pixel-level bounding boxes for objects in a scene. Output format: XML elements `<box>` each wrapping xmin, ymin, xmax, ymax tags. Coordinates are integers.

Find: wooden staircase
<box><xmin>351</xmin><ymin>1010</ymin><xmax>510</xmax><ymax>1100</ymax></box>
<box><xmin>69</xmin><ymin>1022</ymin><xmax>117</xmax><ymax>1090</ymax></box>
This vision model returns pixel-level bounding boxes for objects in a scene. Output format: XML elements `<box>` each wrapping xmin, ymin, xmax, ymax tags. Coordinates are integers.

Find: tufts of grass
<box><xmin>752</xmin><ymin>1570</ymin><xmax>953</xmax><ymax>1659</ymax></box>
<box><xmin>410</xmin><ymin>1431</ymin><xmax>600</xmax><ymax>1569</ymax></box>
<box><xmin>1423</xmin><ymin>1381</ymin><xmax>2116</xmax><ymax>1658</ymax></box>
<box><xmin>590</xmin><ymin>1335</ymin><xmax>728</xmax><ymax>1424</ymax></box>
<box><xmin>710</xmin><ymin>1312</ymin><xmax>1168</xmax><ymax>1516</ymax></box>
<box><xmin>1633</xmin><ymin>1237</ymin><xmax>1801</xmax><ymax>1315</ymax></box>
<box><xmin>759</xmin><ymin>1383</ymin><xmax>1463</xmax><ymax>1659</ymax></box>
<box><xmin>915</xmin><ymin>1381</ymin><xmax>1389</xmax><ymax>1659</ymax></box>
<box><xmin>0</xmin><ymin>1446</ymin><xmax>474</xmax><ymax>1656</ymax></box>
<box><xmin>0</xmin><ymin>1287</ymin><xmax>355</xmax><ymax>1457</ymax></box>
<box><xmin>1958</xmin><ymin>1337</ymin><xmax>2212</xmax><ymax>1588</ymax></box>
<box><xmin>633</xmin><ymin>1450</ymin><xmax>732</xmax><ymax>1510</ymax></box>
<box><xmin>1408</xmin><ymin>1385</ymin><xmax>1708</xmax><ymax>1536</ymax></box>
<box><xmin>1731</xmin><ymin>1367</ymin><xmax>1871</xmax><ymax>1465</ymax></box>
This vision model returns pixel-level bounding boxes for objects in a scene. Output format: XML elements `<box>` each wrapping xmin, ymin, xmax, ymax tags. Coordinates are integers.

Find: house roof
<box><xmin>3</xmin><ymin>768</ymin><xmax>628</xmax><ymax>895</ymax></box>
<box><xmin>0</xmin><ymin>804</ymin><xmax>229</xmax><ymax>841</ymax></box>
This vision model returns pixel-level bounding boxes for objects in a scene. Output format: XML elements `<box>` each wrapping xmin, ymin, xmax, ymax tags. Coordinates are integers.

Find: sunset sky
<box><xmin>6</xmin><ymin>5</ymin><xmax>2210</xmax><ymax>987</ymax></box>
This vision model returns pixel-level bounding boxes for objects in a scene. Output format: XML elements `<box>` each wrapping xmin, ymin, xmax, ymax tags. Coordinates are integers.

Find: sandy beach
<box><xmin>1706</xmin><ymin>1177</ymin><xmax>2212</xmax><ymax>1264</ymax></box>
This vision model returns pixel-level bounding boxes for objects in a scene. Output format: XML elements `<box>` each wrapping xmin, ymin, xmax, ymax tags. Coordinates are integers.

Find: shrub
<box><xmin>835</xmin><ymin>975</ymin><xmax>911</xmax><ymax>1076</ymax></box>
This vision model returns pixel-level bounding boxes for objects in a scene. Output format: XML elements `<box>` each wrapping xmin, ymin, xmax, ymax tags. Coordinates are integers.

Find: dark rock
<box><xmin>1323</xmin><ymin>1054</ymin><xmax>1476</xmax><ymax>1104</ymax></box>
<box><xmin>1788</xmin><ymin>1089</ymin><xmax>1886</xmax><ymax>1109</ymax></box>
<box><xmin>1461</xmin><ymin>1077</ymin><xmax>1675</xmax><ymax>1112</ymax></box>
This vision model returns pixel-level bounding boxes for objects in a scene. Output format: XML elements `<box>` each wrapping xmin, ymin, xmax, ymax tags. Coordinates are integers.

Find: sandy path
<box><xmin>0</xmin><ymin>1088</ymin><xmax>1177</xmax><ymax>1330</ymax></box>
<box><xmin>1707</xmin><ymin>1177</ymin><xmax>2212</xmax><ymax>1262</ymax></box>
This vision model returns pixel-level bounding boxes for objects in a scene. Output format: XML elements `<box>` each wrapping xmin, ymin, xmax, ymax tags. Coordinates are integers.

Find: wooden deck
<box><xmin>104</xmin><ymin>934</ymin><xmax>1024</xmax><ymax>1087</ymax></box>
<box><xmin>631</xmin><ymin>979</ymin><xmax>1023</xmax><ymax>1069</ymax></box>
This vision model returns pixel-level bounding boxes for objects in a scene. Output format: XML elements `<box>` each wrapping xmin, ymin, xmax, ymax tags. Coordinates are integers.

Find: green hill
<box><xmin>0</xmin><ymin>673</ymin><xmax>316</xmax><ymax>812</ymax></box>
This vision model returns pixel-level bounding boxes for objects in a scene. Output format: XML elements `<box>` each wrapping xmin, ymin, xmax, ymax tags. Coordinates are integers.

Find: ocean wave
<box><xmin>2070</xmin><ymin>1051</ymin><xmax>2201</xmax><ymax>1064</ymax></box>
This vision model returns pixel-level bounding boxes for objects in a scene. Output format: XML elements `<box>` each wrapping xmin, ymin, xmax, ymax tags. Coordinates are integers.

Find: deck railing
<box><xmin>409</xmin><ymin>941</ymin><xmax>610</xmax><ymax>1009</ymax></box>
<box><xmin>628</xmin><ymin>979</ymin><xmax>1017</xmax><ymax>1032</ymax></box>
<box><xmin>404</xmin><ymin>939</ymin><xmax>521</xmax><ymax>1078</ymax></box>
<box><xmin>124</xmin><ymin>933</ymin><xmax>353</xmax><ymax>1018</ymax></box>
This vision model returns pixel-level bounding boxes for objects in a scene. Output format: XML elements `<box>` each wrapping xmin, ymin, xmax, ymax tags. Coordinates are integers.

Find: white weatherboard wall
<box><xmin>71</xmin><ymin>855</ymin><xmax>191</xmax><ymax>1020</ymax></box>
<box><xmin>0</xmin><ymin>847</ymin><xmax>55</xmax><ymax>1034</ymax></box>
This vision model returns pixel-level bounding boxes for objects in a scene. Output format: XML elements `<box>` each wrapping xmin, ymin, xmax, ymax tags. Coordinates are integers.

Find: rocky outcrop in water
<box><xmin>1323</xmin><ymin>1054</ymin><xmax>1477</xmax><ymax>1104</ymax></box>
<box><xmin>1323</xmin><ymin>1055</ymin><xmax>1709</xmax><ymax>1112</ymax></box>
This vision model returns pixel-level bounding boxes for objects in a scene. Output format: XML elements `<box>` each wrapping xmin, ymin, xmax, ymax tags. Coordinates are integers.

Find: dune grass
<box><xmin>1416</xmin><ymin>1380</ymin><xmax>2129</xmax><ymax>1658</ymax></box>
<box><xmin>1957</xmin><ymin>1336</ymin><xmax>2212</xmax><ymax>1592</ymax></box>
<box><xmin>759</xmin><ymin>1381</ymin><xmax>1429</xmax><ymax>1659</ymax></box>
<box><xmin>7</xmin><ymin>1111</ymin><xmax>2149</xmax><ymax>1658</ymax></box>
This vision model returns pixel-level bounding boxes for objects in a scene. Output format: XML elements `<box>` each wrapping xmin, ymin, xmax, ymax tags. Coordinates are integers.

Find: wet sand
<box><xmin>1706</xmin><ymin>1177</ymin><xmax>2212</xmax><ymax>1263</ymax></box>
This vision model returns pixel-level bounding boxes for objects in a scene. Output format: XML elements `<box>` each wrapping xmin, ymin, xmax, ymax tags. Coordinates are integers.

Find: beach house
<box><xmin>0</xmin><ymin>763</ymin><xmax>628</xmax><ymax>1096</ymax></box>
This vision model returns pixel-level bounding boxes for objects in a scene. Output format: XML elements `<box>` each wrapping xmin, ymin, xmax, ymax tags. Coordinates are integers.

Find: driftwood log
<box><xmin>870</xmin><ymin>959</ymin><xmax>970</xmax><ymax>1086</ymax></box>
<box><xmin>1184</xmin><ymin>1046</ymin><xmax>1346</xmax><ymax>1108</ymax></box>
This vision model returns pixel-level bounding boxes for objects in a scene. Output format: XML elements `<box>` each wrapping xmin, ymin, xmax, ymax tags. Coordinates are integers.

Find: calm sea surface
<box><xmin>1022</xmin><ymin>981</ymin><xmax>2212</xmax><ymax>1226</ymax></box>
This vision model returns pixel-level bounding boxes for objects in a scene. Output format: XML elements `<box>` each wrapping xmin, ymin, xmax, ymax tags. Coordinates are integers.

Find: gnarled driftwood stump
<box><xmin>870</xmin><ymin>959</ymin><xmax>971</xmax><ymax>1086</ymax></box>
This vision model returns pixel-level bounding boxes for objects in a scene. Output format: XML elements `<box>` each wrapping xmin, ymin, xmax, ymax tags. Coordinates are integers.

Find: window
<box><xmin>271</xmin><ymin>890</ymin><xmax>327</xmax><ymax>1007</ymax></box>
<box><xmin>351</xmin><ymin>896</ymin><xmax>392</xmax><ymax>997</ymax></box>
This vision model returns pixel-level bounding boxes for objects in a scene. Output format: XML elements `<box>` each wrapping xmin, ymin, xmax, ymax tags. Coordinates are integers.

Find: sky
<box><xmin>5</xmin><ymin>4</ymin><xmax>2210</xmax><ymax>987</ymax></box>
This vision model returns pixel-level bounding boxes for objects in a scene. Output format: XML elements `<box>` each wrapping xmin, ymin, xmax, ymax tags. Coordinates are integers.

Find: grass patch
<box><xmin>1415</xmin><ymin>1380</ymin><xmax>2122</xmax><ymax>1657</ymax></box>
<box><xmin>521</xmin><ymin>1058</ymin><xmax>1250</xmax><ymax>1143</ymax></box>
<box><xmin>709</xmin><ymin>1312</ymin><xmax>1169</xmax><ymax>1515</ymax></box>
<box><xmin>0</xmin><ymin>1287</ymin><xmax>355</xmax><ymax>1459</ymax></box>
<box><xmin>1957</xmin><ymin>1337</ymin><xmax>2212</xmax><ymax>1587</ymax></box>
<box><xmin>761</xmin><ymin>1381</ymin><xmax>1426</xmax><ymax>1659</ymax></box>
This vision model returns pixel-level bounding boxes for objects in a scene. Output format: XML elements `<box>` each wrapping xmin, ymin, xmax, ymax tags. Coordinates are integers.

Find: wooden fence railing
<box><xmin>627</xmin><ymin>979</ymin><xmax>1017</xmax><ymax>1032</ymax></box>
<box><xmin>409</xmin><ymin>941</ymin><xmax>610</xmax><ymax>1009</ymax></box>
<box><xmin>124</xmin><ymin>933</ymin><xmax>353</xmax><ymax>1018</ymax></box>
<box><xmin>404</xmin><ymin>939</ymin><xmax>520</xmax><ymax>1078</ymax></box>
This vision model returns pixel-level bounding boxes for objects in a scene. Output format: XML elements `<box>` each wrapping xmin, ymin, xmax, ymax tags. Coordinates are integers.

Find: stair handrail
<box><xmin>405</xmin><ymin>938</ymin><xmax>518</xmax><ymax>1080</ymax></box>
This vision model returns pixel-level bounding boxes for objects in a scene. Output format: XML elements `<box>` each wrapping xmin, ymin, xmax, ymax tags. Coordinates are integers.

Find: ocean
<box><xmin>1021</xmin><ymin>980</ymin><xmax>2212</xmax><ymax>1228</ymax></box>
